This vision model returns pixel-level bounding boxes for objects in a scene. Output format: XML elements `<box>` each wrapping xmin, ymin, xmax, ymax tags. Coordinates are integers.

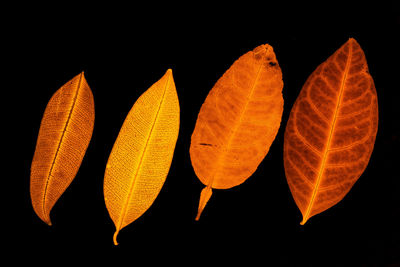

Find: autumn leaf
<box><xmin>30</xmin><ymin>72</ymin><xmax>95</xmax><ymax>225</ymax></box>
<box><xmin>190</xmin><ymin>44</ymin><xmax>284</xmax><ymax>220</ymax></box>
<box><xmin>104</xmin><ymin>69</ymin><xmax>180</xmax><ymax>245</ymax></box>
<box><xmin>283</xmin><ymin>38</ymin><xmax>379</xmax><ymax>224</ymax></box>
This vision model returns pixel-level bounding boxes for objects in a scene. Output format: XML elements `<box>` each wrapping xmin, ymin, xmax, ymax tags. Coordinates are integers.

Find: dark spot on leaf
<box><xmin>199</xmin><ymin>143</ymin><xmax>213</xmax><ymax>146</ymax></box>
<box><xmin>254</xmin><ymin>53</ymin><xmax>262</xmax><ymax>60</ymax></box>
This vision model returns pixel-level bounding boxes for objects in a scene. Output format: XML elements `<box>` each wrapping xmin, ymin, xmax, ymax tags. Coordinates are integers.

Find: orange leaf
<box><xmin>104</xmin><ymin>69</ymin><xmax>180</xmax><ymax>245</ymax></box>
<box><xmin>190</xmin><ymin>44</ymin><xmax>284</xmax><ymax>220</ymax></box>
<box><xmin>30</xmin><ymin>72</ymin><xmax>95</xmax><ymax>225</ymax></box>
<box><xmin>283</xmin><ymin>38</ymin><xmax>379</xmax><ymax>224</ymax></box>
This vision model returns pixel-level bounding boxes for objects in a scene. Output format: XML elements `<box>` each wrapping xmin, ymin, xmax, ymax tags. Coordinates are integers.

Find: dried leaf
<box><xmin>190</xmin><ymin>44</ymin><xmax>284</xmax><ymax>220</ymax></box>
<box><xmin>30</xmin><ymin>72</ymin><xmax>95</xmax><ymax>225</ymax></box>
<box><xmin>283</xmin><ymin>38</ymin><xmax>379</xmax><ymax>224</ymax></box>
<box><xmin>104</xmin><ymin>69</ymin><xmax>180</xmax><ymax>245</ymax></box>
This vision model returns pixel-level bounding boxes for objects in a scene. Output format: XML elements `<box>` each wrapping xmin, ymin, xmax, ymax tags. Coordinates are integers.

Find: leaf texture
<box><xmin>30</xmin><ymin>72</ymin><xmax>95</xmax><ymax>225</ymax></box>
<box><xmin>283</xmin><ymin>38</ymin><xmax>379</xmax><ymax>224</ymax></box>
<box><xmin>104</xmin><ymin>69</ymin><xmax>180</xmax><ymax>245</ymax></box>
<box><xmin>190</xmin><ymin>44</ymin><xmax>284</xmax><ymax>220</ymax></box>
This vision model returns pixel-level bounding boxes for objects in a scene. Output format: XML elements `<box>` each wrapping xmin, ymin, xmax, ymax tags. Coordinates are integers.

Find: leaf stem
<box><xmin>195</xmin><ymin>185</ymin><xmax>213</xmax><ymax>220</ymax></box>
<box><xmin>113</xmin><ymin>230</ymin><xmax>119</xmax><ymax>246</ymax></box>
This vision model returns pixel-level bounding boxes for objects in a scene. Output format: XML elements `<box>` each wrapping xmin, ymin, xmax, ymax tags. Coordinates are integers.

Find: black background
<box><xmin>8</xmin><ymin>1</ymin><xmax>399</xmax><ymax>265</ymax></box>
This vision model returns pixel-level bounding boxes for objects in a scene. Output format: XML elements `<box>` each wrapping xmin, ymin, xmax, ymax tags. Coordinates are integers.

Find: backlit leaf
<box><xmin>190</xmin><ymin>44</ymin><xmax>284</xmax><ymax>220</ymax></box>
<box><xmin>104</xmin><ymin>69</ymin><xmax>180</xmax><ymax>245</ymax></box>
<box><xmin>283</xmin><ymin>38</ymin><xmax>379</xmax><ymax>224</ymax></box>
<box><xmin>30</xmin><ymin>72</ymin><xmax>95</xmax><ymax>225</ymax></box>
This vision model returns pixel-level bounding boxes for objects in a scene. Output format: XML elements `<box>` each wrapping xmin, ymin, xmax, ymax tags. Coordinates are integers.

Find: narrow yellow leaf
<box><xmin>104</xmin><ymin>69</ymin><xmax>180</xmax><ymax>245</ymax></box>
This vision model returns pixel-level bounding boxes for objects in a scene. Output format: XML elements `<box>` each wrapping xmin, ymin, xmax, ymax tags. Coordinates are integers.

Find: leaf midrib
<box><xmin>42</xmin><ymin>73</ymin><xmax>83</xmax><ymax>222</ymax></box>
<box><xmin>207</xmin><ymin>61</ymin><xmax>263</xmax><ymax>188</ymax></box>
<box><xmin>115</xmin><ymin>74</ymin><xmax>170</xmax><ymax>232</ymax></box>
<box><xmin>301</xmin><ymin>44</ymin><xmax>353</xmax><ymax>224</ymax></box>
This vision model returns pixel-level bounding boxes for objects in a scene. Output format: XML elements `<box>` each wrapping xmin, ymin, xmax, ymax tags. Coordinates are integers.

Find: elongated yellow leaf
<box><xmin>30</xmin><ymin>72</ymin><xmax>95</xmax><ymax>225</ymax></box>
<box><xmin>104</xmin><ymin>69</ymin><xmax>180</xmax><ymax>245</ymax></box>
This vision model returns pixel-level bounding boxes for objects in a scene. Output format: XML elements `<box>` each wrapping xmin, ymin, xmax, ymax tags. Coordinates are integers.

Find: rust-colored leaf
<box><xmin>104</xmin><ymin>69</ymin><xmax>180</xmax><ymax>245</ymax></box>
<box><xmin>30</xmin><ymin>72</ymin><xmax>95</xmax><ymax>225</ymax></box>
<box><xmin>283</xmin><ymin>38</ymin><xmax>379</xmax><ymax>224</ymax></box>
<box><xmin>190</xmin><ymin>44</ymin><xmax>284</xmax><ymax>220</ymax></box>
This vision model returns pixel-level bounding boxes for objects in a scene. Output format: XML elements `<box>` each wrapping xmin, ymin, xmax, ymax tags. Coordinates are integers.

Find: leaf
<box><xmin>190</xmin><ymin>44</ymin><xmax>284</xmax><ymax>220</ymax></box>
<box><xmin>30</xmin><ymin>72</ymin><xmax>95</xmax><ymax>225</ymax></box>
<box><xmin>104</xmin><ymin>69</ymin><xmax>180</xmax><ymax>245</ymax></box>
<box><xmin>283</xmin><ymin>38</ymin><xmax>379</xmax><ymax>224</ymax></box>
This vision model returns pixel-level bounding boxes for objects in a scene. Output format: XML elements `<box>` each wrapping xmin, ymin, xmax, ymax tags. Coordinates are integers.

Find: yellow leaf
<box><xmin>104</xmin><ymin>69</ymin><xmax>180</xmax><ymax>245</ymax></box>
<box><xmin>190</xmin><ymin>44</ymin><xmax>284</xmax><ymax>220</ymax></box>
<box><xmin>30</xmin><ymin>72</ymin><xmax>95</xmax><ymax>225</ymax></box>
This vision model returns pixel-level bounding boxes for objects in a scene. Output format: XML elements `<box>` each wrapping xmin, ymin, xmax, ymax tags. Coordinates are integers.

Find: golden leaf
<box><xmin>283</xmin><ymin>38</ymin><xmax>379</xmax><ymax>224</ymax></box>
<box><xmin>104</xmin><ymin>69</ymin><xmax>180</xmax><ymax>245</ymax></box>
<box><xmin>30</xmin><ymin>72</ymin><xmax>95</xmax><ymax>225</ymax></box>
<box><xmin>190</xmin><ymin>44</ymin><xmax>284</xmax><ymax>220</ymax></box>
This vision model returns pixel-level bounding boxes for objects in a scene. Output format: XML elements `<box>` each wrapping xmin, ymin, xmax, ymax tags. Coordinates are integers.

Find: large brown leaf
<box><xmin>283</xmin><ymin>38</ymin><xmax>379</xmax><ymax>224</ymax></box>
<box><xmin>190</xmin><ymin>44</ymin><xmax>284</xmax><ymax>220</ymax></box>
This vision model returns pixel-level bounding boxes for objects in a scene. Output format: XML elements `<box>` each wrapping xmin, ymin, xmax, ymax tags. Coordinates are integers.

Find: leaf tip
<box><xmin>41</xmin><ymin>214</ymin><xmax>52</xmax><ymax>226</ymax></box>
<box><xmin>347</xmin><ymin>37</ymin><xmax>362</xmax><ymax>51</ymax></box>
<box><xmin>164</xmin><ymin>69</ymin><xmax>174</xmax><ymax>83</ymax></box>
<box><xmin>348</xmin><ymin>37</ymin><xmax>356</xmax><ymax>43</ymax></box>
<box><xmin>252</xmin><ymin>43</ymin><xmax>279</xmax><ymax>68</ymax></box>
<box><xmin>79</xmin><ymin>71</ymin><xmax>86</xmax><ymax>81</ymax></box>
